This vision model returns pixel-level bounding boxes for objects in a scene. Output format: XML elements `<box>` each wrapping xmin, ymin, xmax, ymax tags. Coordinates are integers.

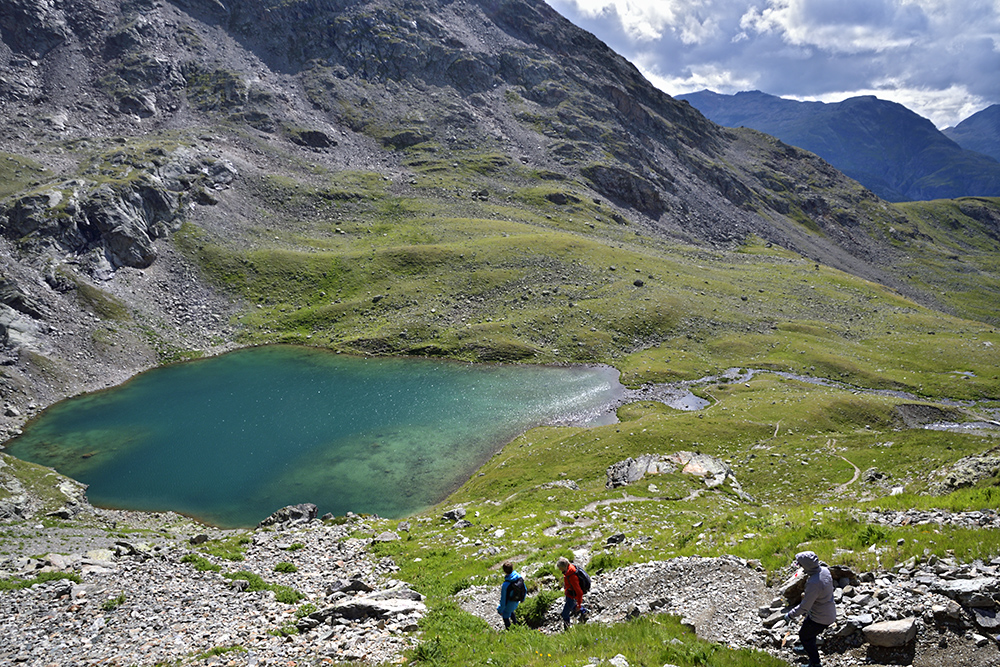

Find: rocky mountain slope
<box><xmin>1</xmin><ymin>0</ymin><xmax>997</xmax><ymax>429</ymax></box>
<box><xmin>678</xmin><ymin>90</ymin><xmax>1000</xmax><ymax>202</ymax></box>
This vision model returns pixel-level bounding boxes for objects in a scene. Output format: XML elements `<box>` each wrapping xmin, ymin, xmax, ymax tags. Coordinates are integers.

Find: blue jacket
<box><xmin>497</xmin><ymin>570</ymin><xmax>523</xmax><ymax>617</ymax></box>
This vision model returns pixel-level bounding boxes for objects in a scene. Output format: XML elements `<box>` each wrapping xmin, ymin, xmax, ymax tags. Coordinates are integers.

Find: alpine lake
<box><xmin>5</xmin><ymin>346</ymin><xmax>624</xmax><ymax>528</ymax></box>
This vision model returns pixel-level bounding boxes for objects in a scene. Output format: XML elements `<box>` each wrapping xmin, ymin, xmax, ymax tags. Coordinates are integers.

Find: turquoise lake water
<box><xmin>6</xmin><ymin>346</ymin><xmax>623</xmax><ymax>528</ymax></box>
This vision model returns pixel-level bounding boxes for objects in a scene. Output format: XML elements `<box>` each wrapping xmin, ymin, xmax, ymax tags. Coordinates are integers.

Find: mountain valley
<box><xmin>1</xmin><ymin>1</ymin><xmax>1000</xmax><ymax>666</ymax></box>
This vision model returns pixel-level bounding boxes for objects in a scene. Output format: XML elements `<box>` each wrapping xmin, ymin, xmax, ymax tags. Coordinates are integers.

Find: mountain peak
<box><xmin>678</xmin><ymin>90</ymin><xmax>1000</xmax><ymax>201</ymax></box>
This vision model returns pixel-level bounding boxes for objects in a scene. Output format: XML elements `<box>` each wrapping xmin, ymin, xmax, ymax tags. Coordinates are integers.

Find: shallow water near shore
<box><xmin>6</xmin><ymin>346</ymin><xmax>623</xmax><ymax>528</ymax></box>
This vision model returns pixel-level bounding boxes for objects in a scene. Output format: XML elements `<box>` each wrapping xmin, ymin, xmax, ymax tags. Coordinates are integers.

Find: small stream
<box><xmin>629</xmin><ymin>367</ymin><xmax>1000</xmax><ymax>434</ymax></box>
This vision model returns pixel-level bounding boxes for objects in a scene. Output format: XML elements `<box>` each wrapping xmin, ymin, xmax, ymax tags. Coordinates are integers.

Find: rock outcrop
<box><xmin>605</xmin><ymin>451</ymin><xmax>750</xmax><ymax>499</ymax></box>
<box><xmin>257</xmin><ymin>502</ymin><xmax>319</xmax><ymax>529</ymax></box>
<box><xmin>0</xmin><ymin>149</ymin><xmax>237</xmax><ymax>274</ymax></box>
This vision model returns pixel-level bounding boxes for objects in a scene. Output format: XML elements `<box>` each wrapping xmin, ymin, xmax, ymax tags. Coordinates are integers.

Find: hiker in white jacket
<box><xmin>784</xmin><ymin>551</ymin><xmax>836</xmax><ymax>667</ymax></box>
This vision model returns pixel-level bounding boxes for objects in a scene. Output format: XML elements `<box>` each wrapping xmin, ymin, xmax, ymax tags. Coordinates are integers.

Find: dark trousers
<box><xmin>799</xmin><ymin>617</ymin><xmax>829</xmax><ymax>666</ymax></box>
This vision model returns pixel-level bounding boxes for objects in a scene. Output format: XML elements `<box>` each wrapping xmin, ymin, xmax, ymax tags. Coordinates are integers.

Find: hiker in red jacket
<box><xmin>556</xmin><ymin>556</ymin><xmax>589</xmax><ymax>630</ymax></box>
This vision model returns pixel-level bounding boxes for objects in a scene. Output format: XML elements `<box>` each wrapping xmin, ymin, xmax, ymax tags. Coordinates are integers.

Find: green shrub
<box><xmin>517</xmin><ymin>590</ymin><xmax>561</xmax><ymax>628</ymax></box>
<box><xmin>195</xmin><ymin>645</ymin><xmax>246</xmax><ymax>660</ymax></box>
<box><xmin>274</xmin><ymin>562</ymin><xmax>298</xmax><ymax>573</ymax></box>
<box><xmin>805</xmin><ymin>524</ymin><xmax>836</xmax><ymax>541</ymax></box>
<box><xmin>180</xmin><ymin>553</ymin><xmax>221</xmax><ymax>572</ymax></box>
<box><xmin>0</xmin><ymin>571</ymin><xmax>81</xmax><ymax>591</ymax></box>
<box><xmin>588</xmin><ymin>551</ymin><xmax>621</xmax><ymax>574</ymax></box>
<box><xmin>269</xmin><ymin>622</ymin><xmax>299</xmax><ymax>637</ymax></box>
<box><xmin>412</xmin><ymin>635</ymin><xmax>444</xmax><ymax>663</ymax></box>
<box><xmin>855</xmin><ymin>524</ymin><xmax>890</xmax><ymax>549</ymax></box>
<box><xmin>198</xmin><ymin>534</ymin><xmax>251</xmax><ymax>561</ymax></box>
<box><xmin>272</xmin><ymin>586</ymin><xmax>304</xmax><ymax>604</ymax></box>
<box><xmin>449</xmin><ymin>578</ymin><xmax>473</xmax><ymax>595</ymax></box>
<box><xmin>224</xmin><ymin>571</ymin><xmax>304</xmax><ymax>604</ymax></box>
<box><xmin>101</xmin><ymin>593</ymin><xmax>126</xmax><ymax>611</ymax></box>
<box><xmin>295</xmin><ymin>602</ymin><xmax>318</xmax><ymax>619</ymax></box>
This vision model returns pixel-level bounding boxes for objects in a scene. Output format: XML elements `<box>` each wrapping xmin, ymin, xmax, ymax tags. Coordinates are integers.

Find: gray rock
<box><xmin>580</xmin><ymin>164</ymin><xmax>666</xmax><ymax>219</ymax></box>
<box><xmin>607</xmin><ymin>654</ymin><xmax>630</xmax><ymax>667</ymax></box>
<box><xmin>327</xmin><ymin>579</ymin><xmax>375</xmax><ymax>595</ymax></box>
<box><xmin>541</xmin><ymin>479</ymin><xmax>580</xmax><ymax>491</ymax></box>
<box><xmin>761</xmin><ymin>611</ymin><xmax>786</xmax><ymax>629</ymax></box>
<box><xmin>973</xmin><ymin>607</ymin><xmax>1000</xmax><ymax>630</ymax></box>
<box><xmin>257</xmin><ymin>503</ymin><xmax>318</xmax><ymax>529</ymax></box>
<box><xmin>605</xmin><ymin>451</ymin><xmax>748</xmax><ymax>498</ymax></box>
<box><xmin>318</xmin><ymin>595</ymin><xmax>426</xmax><ymax>621</ymax></box>
<box><xmin>863</xmin><ymin>618</ymin><xmax>918</xmax><ymax>647</ymax></box>
<box><xmin>846</xmin><ymin>613</ymin><xmax>874</xmax><ymax>627</ymax></box>
<box><xmin>931</xmin><ymin>577</ymin><xmax>1000</xmax><ymax>607</ymax></box>
<box><xmin>930</xmin><ymin>455</ymin><xmax>1000</xmax><ymax>494</ymax></box>
<box><xmin>442</xmin><ymin>507</ymin><xmax>466</xmax><ymax>521</ymax></box>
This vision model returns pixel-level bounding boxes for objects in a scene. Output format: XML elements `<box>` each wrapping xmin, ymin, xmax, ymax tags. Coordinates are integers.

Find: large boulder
<box><xmin>320</xmin><ymin>596</ymin><xmax>425</xmax><ymax>621</ymax></box>
<box><xmin>863</xmin><ymin>618</ymin><xmax>918</xmax><ymax>647</ymax></box>
<box><xmin>257</xmin><ymin>503</ymin><xmax>318</xmax><ymax>529</ymax></box>
<box><xmin>581</xmin><ymin>164</ymin><xmax>667</xmax><ymax>219</ymax></box>
<box><xmin>605</xmin><ymin>451</ymin><xmax>750</xmax><ymax>499</ymax></box>
<box><xmin>0</xmin><ymin>304</ymin><xmax>42</xmax><ymax>349</ymax></box>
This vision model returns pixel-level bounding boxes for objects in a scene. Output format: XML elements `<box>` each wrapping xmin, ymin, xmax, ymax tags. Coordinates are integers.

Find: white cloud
<box><xmin>548</xmin><ymin>0</ymin><xmax>740</xmax><ymax>44</ymax></box>
<box><xmin>635</xmin><ymin>56</ymin><xmax>759</xmax><ymax>96</ymax></box>
<box><xmin>739</xmin><ymin>0</ymin><xmax>926</xmax><ymax>53</ymax></box>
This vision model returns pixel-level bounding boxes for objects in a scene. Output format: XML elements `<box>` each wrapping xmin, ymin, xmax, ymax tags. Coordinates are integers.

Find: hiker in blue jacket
<box><xmin>497</xmin><ymin>561</ymin><xmax>523</xmax><ymax>629</ymax></box>
<box><xmin>784</xmin><ymin>551</ymin><xmax>837</xmax><ymax>667</ymax></box>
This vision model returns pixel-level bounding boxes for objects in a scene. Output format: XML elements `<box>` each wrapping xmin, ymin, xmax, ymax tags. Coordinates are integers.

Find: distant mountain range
<box><xmin>945</xmin><ymin>104</ymin><xmax>1000</xmax><ymax>163</ymax></box>
<box><xmin>678</xmin><ymin>91</ymin><xmax>1000</xmax><ymax>202</ymax></box>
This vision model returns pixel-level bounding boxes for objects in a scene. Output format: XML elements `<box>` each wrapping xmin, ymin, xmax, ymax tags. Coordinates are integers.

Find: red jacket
<box><xmin>563</xmin><ymin>563</ymin><xmax>583</xmax><ymax>605</ymax></box>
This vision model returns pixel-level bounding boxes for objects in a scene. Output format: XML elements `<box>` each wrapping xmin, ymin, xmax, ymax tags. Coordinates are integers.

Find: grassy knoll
<box><xmin>888</xmin><ymin>197</ymin><xmax>1000</xmax><ymax>325</ymax></box>
<box><xmin>175</xmin><ymin>169</ymin><xmax>1000</xmax><ymax>390</ymax></box>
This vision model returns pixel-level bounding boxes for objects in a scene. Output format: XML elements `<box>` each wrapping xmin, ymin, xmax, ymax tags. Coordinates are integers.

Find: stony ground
<box><xmin>4</xmin><ymin>504</ymin><xmax>1000</xmax><ymax>666</ymax></box>
<box><xmin>458</xmin><ymin>551</ymin><xmax>1000</xmax><ymax>667</ymax></box>
<box><xmin>0</xmin><ymin>509</ymin><xmax>418</xmax><ymax>666</ymax></box>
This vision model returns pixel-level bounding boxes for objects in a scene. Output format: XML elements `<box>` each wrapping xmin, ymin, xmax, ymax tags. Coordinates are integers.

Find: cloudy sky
<box><xmin>547</xmin><ymin>0</ymin><xmax>1000</xmax><ymax>129</ymax></box>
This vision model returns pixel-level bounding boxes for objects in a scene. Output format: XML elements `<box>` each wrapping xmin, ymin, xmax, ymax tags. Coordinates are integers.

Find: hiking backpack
<box><xmin>507</xmin><ymin>575</ymin><xmax>527</xmax><ymax>602</ymax></box>
<box><xmin>575</xmin><ymin>566</ymin><xmax>591</xmax><ymax>593</ymax></box>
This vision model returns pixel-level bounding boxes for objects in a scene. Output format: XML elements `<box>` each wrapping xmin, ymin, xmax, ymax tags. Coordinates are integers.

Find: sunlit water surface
<box><xmin>6</xmin><ymin>346</ymin><xmax>623</xmax><ymax>527</ymax></box>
